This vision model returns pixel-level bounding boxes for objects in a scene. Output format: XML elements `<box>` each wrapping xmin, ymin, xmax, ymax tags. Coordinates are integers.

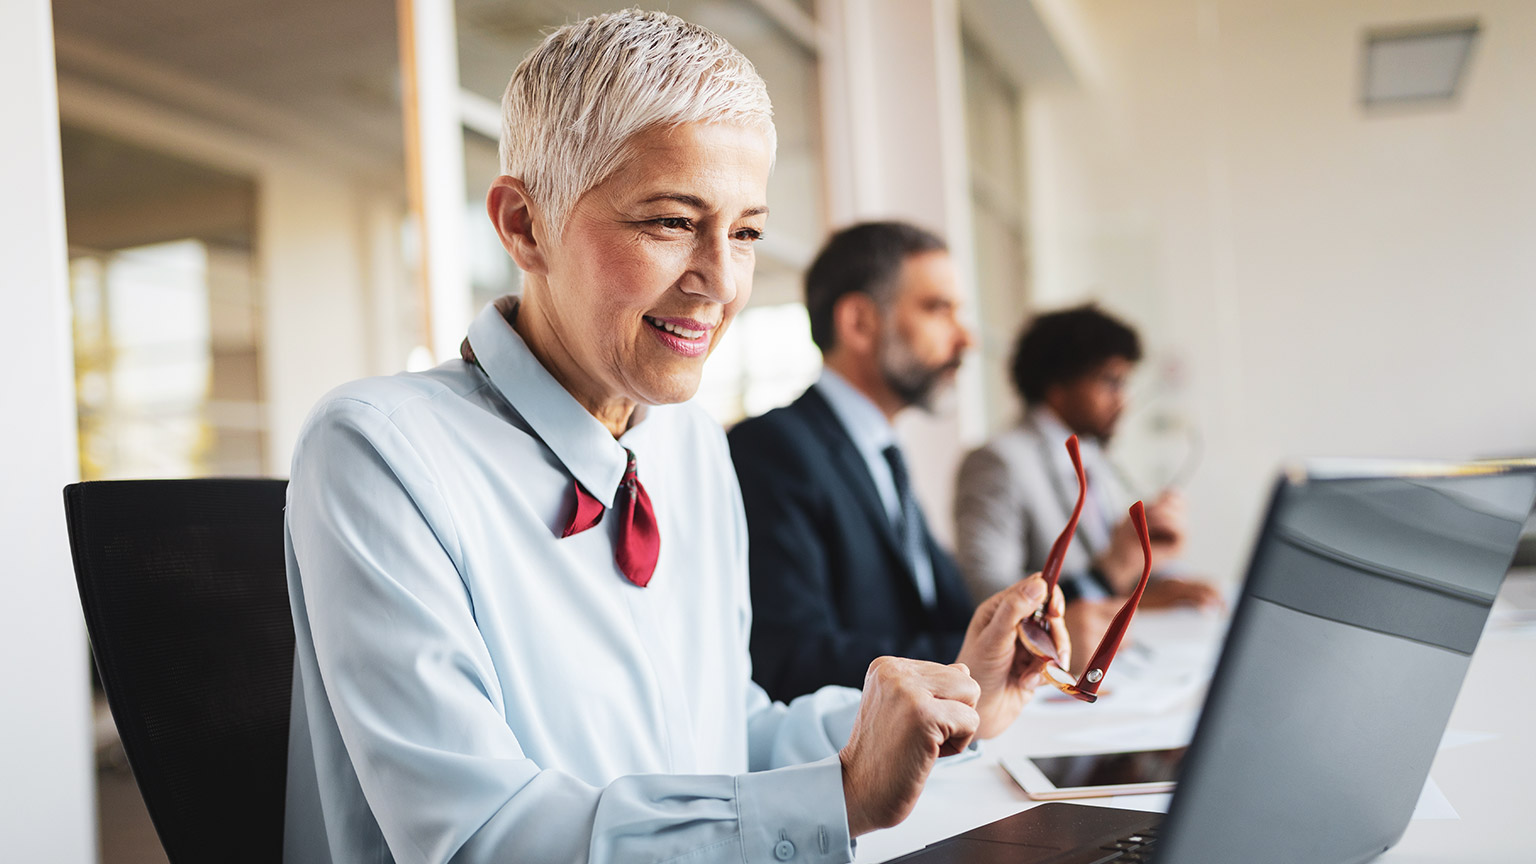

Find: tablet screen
<box><xmin>1030</xmin><ymin>747</ymin><xmax>1186</xmax><ymax>788</ymax></box>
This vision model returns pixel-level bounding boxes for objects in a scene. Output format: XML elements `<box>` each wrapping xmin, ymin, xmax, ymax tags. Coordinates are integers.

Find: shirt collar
<box><xmin>815</xmin><ymin>367</ymin><xmax>897</xmax><ymax>457</ymax></box>
<box><xmin>1028</xmin><ymin>404</ymin><xmax>1107</xmax><ymax>467</ymax></box>
<box><xmin>1030</xmin><ymin>404</ymin><xmax>1073</xmax><ymax>444</ymax></box>
<box><xmin>467</xmin><ymin>300</ymin><xmax>630</xmax><ymax>507</ymax></box>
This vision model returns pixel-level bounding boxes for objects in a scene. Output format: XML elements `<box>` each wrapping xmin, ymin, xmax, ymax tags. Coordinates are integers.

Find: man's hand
<box><xmin>1140</xmin><ymin>576</ymin><xmax>1224</xmax><ymax>611</ymax></box>
<box><xmin>1097</xmin><ymin>490</ymin><xmax>1187</xmax><ymax>591</ymax></box>
<box><xmin>954</xmin><ymin>574</ymin><xmax>1069</xmax><ymax>739</ymax></box>
<box><xmin>840</xmin><ymin>658</ymin><xmax>981</xmax><ymax>836</ymax></box>
<box><xmin>1090</xmin><ymin>489</ymin><xmax>1222</xmax><ymax>613</ymax></box>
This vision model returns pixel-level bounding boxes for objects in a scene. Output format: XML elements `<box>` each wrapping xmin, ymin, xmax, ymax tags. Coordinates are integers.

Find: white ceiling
<box><xmin>51</xmin><ymin>0</ymin><xmax>819</xmax><ymax>166</ymax></box>
<box><xmin>53</xmin><ymin>0</ymin><xmax>406</xmax><ymax>160</ymax></box>
<box><xmin>60</xmin><ymin>124</ymin><xmax>256</xmax><ymax>251</ymax></box>
<box><xmin>51</xmin><ymin>0</ymin><xmax>843</xmax><ymax>279</ymax></box>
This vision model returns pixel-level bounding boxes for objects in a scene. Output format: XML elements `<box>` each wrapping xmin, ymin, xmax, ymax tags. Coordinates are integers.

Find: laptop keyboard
<box><xmin>1087</xmin><ymin>825</ymin><xmax>1159</xmax><ymax>863</ymax></box>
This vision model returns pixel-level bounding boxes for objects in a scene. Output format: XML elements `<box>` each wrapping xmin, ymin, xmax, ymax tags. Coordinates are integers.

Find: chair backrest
<box><xmin>64</xmin><ymin>479</ymin><xmax>292</xmax><ymax>864</ymax></box>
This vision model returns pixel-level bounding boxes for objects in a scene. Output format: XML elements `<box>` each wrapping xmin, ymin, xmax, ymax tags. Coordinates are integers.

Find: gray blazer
<box><xmin>952</xmin><ymin>410</ymin><xmax>1130</xmax><ymax>603</ymax></box>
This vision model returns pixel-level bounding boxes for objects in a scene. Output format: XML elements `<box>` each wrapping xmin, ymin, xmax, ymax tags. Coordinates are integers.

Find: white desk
<box><xmin>858</xmin><ymin>569</ymin><xmax>1536</xmax><ymax>862</ymax></box>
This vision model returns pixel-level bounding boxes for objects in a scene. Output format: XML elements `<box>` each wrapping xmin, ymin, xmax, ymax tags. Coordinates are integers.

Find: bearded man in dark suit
<box><xmin>729</xmin><ymin>221</ymin><xmax>978</xmax><ymax>702</ymax></box>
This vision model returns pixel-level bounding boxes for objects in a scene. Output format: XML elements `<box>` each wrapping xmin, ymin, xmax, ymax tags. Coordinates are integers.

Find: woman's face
<box><xmin>531</xmin><ymin>121</ymin><xmax>772</xmax><ymax>414</ymax></box>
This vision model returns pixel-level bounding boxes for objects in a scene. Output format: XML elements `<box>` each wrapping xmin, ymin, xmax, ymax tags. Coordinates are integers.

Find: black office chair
<box><xmin>64</xmin><ymin>479</ymin><xmax>293</xmax><ymax>864</ymax></box>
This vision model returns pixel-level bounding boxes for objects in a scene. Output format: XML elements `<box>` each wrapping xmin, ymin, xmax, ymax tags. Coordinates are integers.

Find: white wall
<box><xmin>1028</xmin><ymin>0</ymin><xmax>1536</xmax><ymax>580</ymax></box>
<box><xmin>259</xmin><ymin>169</ymin><xmax>377</xmax><ymax>473</ymax></box>
<box><xmin>0</xmin><ymin>0</ymin><xmax>96</xmax><ymax>859</ymax></box>
<box><xmin>820</xmin><ymin>0</ymin><xmax>981</xmax><ymax>545</ymax></box>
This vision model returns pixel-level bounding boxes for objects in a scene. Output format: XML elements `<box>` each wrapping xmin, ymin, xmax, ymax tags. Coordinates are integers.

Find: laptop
<box><xmin>893</xmin><ymin>459</ymin><xmax>1536</xmax><ymax>864</ymax></box>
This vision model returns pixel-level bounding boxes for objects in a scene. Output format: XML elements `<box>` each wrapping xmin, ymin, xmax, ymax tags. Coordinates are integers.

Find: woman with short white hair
<box><xmin>284</xmin><ymin>10</ymin><xmax>1064</xmax><ymax>863</ymax></box>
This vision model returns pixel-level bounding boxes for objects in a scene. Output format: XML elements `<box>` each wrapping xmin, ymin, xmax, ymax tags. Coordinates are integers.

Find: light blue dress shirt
<box><xmin>813</xmin><ymin>368</ymin><xmax>938</xmax><ymax>608</ymax></box>
<box><xmin>284</xmin><ymin>302</ymin><xmax>861</xmax><ymax>864</ymax></box>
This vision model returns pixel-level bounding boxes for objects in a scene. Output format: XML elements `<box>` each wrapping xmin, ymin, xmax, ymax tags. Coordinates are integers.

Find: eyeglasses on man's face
<box><xmin>1017</xmin><ymin>435</ymin><xmax>1154</xmax><ymax>703</ymax></box>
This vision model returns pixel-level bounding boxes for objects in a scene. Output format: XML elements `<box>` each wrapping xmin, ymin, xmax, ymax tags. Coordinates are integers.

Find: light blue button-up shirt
<box><xmin>284</xmin><ymin>302</ymin><xmax>860</xmax><ymax>864</ymax></box>
<box><xmin>813</xmin><ymin>368</ymin><xmax>937</xmax><ymax>608</ymax></box>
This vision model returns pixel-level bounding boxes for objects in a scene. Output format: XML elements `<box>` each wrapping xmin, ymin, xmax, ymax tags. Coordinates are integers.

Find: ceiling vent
<box><xmin>1361</xmin><ymin>20</ymin><xmax>1479</xmax><ymax>108</ymax></box>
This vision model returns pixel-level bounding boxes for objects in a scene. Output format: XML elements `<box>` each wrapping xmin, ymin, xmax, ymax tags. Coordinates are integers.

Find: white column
<box><xmin>0</xmin><ymin>1</ymin><xmax>96</xmax><ymax>859</ymax></box>
<box><xmin>399</xmin><ymin>0</ymin><xmax>472</xmax><ymax>362</ymax></box>
<box><xmin>364</xmin><ymin>195</ymin><xmax>412</xmax><ymax>375</ymax></box>
<box><xmin>258</xmin><ymin>168</ymin><xmax>372</xmax><ymax>474</ymax></box>
<box><xmin>818</xmin><ymin>0</ymin><xmax>979</xmax><ymax>547</ymax></box>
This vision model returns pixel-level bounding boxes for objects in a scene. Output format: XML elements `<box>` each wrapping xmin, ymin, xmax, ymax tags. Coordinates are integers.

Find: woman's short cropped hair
<box><xmin>500</xmin><ymin>9</ymin><xmax>776</xmax><ymax>238</ymax></box>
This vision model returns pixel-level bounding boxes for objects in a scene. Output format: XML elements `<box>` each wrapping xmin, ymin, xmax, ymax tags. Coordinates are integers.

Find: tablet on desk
<box><xmin>1002</xmin><ymin>747</ymin><xmax>1184</xmax><ymax>800</ymax></box>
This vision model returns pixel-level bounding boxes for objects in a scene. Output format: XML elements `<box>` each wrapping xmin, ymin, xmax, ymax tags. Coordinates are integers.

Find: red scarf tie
<box><xmin>562</xmin><ymin>448</ymin><xmax>660</xmax><ymax>588</ymax></box>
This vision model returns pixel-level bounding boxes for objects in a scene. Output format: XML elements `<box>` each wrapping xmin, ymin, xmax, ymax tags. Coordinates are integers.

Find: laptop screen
<box><xmin>1155</xmin><ymin>461</ymin><xmax>1536</xmax><ymax>864</ymax></box>
<box><xmin>888</xmin><ymin>461</ymin><xmax>1536</xmax><ymax>864</ymax></box>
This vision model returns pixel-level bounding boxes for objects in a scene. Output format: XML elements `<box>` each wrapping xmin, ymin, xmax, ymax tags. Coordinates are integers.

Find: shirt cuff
<box><xmin>735</xmin><ymin>754</ymin><xmax>854</xmax><ymax>864</ymax></box>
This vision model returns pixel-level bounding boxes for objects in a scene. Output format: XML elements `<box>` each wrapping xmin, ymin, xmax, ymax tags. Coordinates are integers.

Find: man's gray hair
<box><xmin>500</xmin><ymin>9</ymin><xmax>776</xmax><ymax>238</ymax></box>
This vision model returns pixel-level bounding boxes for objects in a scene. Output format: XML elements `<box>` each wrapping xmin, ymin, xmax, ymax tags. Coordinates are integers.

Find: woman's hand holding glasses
<box><xmin>955</xmin><ymin>572</ymin><xmax>1070</xmax><ymax>738</ymax></box>
<box><xmin>952</xmin><ymin>434</ymin><xmax>1160</xmax><ymax>735</ymax></box>
<box><xmin>1016</xmin><ymin>435</ymin><xmax>1156</xmax><ymax>703</ymax></box>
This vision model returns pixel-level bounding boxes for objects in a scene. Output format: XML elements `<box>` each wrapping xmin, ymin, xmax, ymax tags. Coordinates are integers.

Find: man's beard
<box><xmin>878</xmin><ymin>328</ymin><xmax>961</xmax><ymax>412</ymax></box>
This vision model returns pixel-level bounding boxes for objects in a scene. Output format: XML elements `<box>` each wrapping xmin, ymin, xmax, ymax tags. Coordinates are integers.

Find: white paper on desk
<box><xmin>1412</xmin><ymin>777</ymin><xmax>1458</xmax><ymax>820</ymax></box>
<box><xmin>1053</xmin><ymin>713</ymin><xmax>1198</xmax><ymax>752</ymax></box>
<box><xmin>1026</xmin><ymin>655</ymin><xmax>1212</xmax><ymax>717</ymax></box>
<box><xmin>1083</xmin><ymin>778</ymin><xmax>1455</xmax><ymax>821</ymax></box>
<box><xmin>1439</xmin><ymin>728</ymin><xmax>1498</xmax><ymax>751</ymax></box>
<box><xmin>1045</xmin><ymin>731</ymin><xmax>1481</xmax><ymax>823</ymax></box>
<box><xmin>1485</xmin><ymin>606</ymin><xmax>1536</xmax><ymax>637</ymax></box>
<box><xmin>1019</xmin><ymin>609</ymin><xmax>1226</xmax><ymax>717</ymax></box>
<box><xmin>1487</xmin><ymin>574</ymin><xmax>1536</xmax><ymax>636</ymax></box>
<box><xmin>1051</xmin><ymin>724</ymin><xmax>1496</xmax><ymax>763</ymax></box>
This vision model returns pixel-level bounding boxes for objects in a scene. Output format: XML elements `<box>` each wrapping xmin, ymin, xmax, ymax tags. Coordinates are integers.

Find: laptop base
<box><xmin>888</xmin><ymin>803</ymin><xmax>1160</xmax><ymax>864</ymax></box>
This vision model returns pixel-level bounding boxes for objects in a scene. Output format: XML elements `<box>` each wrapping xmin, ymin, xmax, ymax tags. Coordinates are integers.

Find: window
<box><xmin>61</xmin><ymin>127</ymin><xmax>266</xmax><ymax>480</ymax></box>
<box><xmin>962</xmin><ymin>31</ymin><xmax>1031</xmax><ymax>431</ymax></box>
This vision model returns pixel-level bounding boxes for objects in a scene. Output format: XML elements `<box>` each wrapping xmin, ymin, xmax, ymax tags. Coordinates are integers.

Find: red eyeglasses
<box><xmin>1016</xmin><ymin>435</ymin><xmax>1153</xmax><ymax>703</ymax></box>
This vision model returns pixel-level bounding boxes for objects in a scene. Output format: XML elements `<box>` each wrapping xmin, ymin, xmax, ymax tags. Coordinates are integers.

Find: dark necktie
<box><xmin>882</xmin><ymin>444</ymin><xmax>935</xmax><ymax>607</ymax></box>
<box><xmin>463</xmin><ymin>336</ymin><xmax>660</xmax><ymax>587</ymax></box>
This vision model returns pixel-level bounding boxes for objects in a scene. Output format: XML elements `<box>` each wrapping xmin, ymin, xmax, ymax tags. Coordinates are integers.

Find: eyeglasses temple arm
<box><xmin>1072</xmin><ymin>500</ymin><xmax>1153</xmax><ymax>698</ymax></box>
<box><xmin>1039</xmin><ymin>435</ymin><xmax>1087</xmax><ymax>594</ymax></box>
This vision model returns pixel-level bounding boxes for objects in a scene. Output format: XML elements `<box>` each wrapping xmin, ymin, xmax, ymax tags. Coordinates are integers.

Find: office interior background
<box><xmin>5</xmin><ymin>0</ymin><xmax>1534</xmax><ymax>859</ymax></box>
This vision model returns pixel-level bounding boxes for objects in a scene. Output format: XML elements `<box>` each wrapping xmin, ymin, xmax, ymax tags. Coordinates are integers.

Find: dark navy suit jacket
<box><xmin>728</xmin><ymin>387</ymin><xmax>975</xmax><ymax>702</ymax></box>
